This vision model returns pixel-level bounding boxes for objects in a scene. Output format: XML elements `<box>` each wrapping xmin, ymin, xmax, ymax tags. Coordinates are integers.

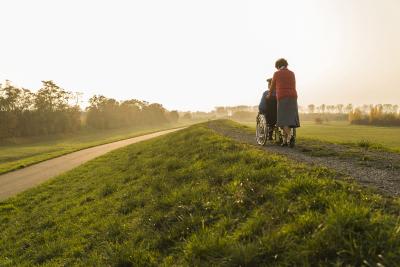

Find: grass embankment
<box><xmin>1</xmin><ymin>122</ymin><xmax>400</xmax><ymax>266</ymax></box>
<box><xmin>241</xmin><ymin>120</ymin><xmax>400</xmax><ymax>152</ymax></box>
<box><xmin>0</xmin><ymin>121</ymin><xmax>192</xmax><ymax>175</ymax></box>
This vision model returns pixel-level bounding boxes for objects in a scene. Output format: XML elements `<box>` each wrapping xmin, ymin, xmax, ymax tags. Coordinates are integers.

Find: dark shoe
<box><xmin>281</xmin><ymin>142</ymin><xmax>288</xmax><ymax>147</ymax></box>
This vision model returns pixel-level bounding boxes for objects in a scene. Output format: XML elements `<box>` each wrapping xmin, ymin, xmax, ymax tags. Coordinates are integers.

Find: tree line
<box><xmin>86</xmin><ymin>95</ymin><xmax>178</xmax><ymax>129</ymax></box>
<box><xmin>306</xmin><ymin>104</ymin><xmax>353</xmax><ymax>114</ymax></box>
<box><xmin>0</xmin><ymin>80</ymin><xmax>179</xmax><ymax>139</ymax></box>
<box><xmin>213</xmin><ymin>103</ymin><xmax>400</xmax><ymax>126</ymax></box>
<box><xmin>297</xmin><ymin>104</ymin><xmax>400</xmax><ymax>126</ymax></box>
<box><xmin>0</xmin><ymin>80</ymin><xmax>80</xmax><ymax>139</ymax></box>
<box><xmin>349</xmin><ymin>104</ymin><xmax>400</xmax><ymax>126</ymax></box>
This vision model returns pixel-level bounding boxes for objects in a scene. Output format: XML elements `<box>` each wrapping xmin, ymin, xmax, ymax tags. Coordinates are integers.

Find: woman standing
<box><xmin>269</xmin><ymin>58</ymin><xmax>300</xmax><ymax>146</ymax></box>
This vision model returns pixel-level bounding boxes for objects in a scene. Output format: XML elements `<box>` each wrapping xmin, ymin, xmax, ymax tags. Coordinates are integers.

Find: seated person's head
<box><xmin>267</xmin><ymin>78</ymin><xmax>272</xmax><ymax>89</ymax></box>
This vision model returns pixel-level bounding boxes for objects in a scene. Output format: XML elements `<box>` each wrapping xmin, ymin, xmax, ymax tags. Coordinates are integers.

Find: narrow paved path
<box><xmin>0</xmin><ymin>128</ymin><xmax>184</xmax><ymax>201</ymax></box>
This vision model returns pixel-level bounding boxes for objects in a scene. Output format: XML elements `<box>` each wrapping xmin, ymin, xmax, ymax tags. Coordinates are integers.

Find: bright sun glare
<box><xmin>1</xmin><ymin>0</ymin><xmax>399</xmax><ymax>111</ymax></box>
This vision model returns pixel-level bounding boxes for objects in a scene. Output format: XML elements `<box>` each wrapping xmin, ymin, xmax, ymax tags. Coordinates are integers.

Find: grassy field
<box><xmin>0</xmin><ymin>121</ymin><xmax>192</xmax><ymax>175</ymax></box>
<box><xmin>241</xmin><ymin>120</ymin><xmax>400</xmax><ymax>151</ymax></box>
<box><xmin>1</xmin><ymin>121</ymin><xmax>400</xmax><ymax>266</ymax></box>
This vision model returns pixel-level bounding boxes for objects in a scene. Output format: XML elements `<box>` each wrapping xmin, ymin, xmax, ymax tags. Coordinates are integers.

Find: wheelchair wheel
<box><xmin>256</xmin><ymin>114</ymin><xmax>267</xmax><ymax>146</ymax></box>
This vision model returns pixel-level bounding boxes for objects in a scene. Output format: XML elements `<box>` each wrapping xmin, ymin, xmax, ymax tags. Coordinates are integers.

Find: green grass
<box><xmin>0</xmin><ymin>121</ymin><xmax>193</xmax><ymax>175</ymax></box>
<box><xmin>298</xmin><ymin>121</ymin><xmax>400</xmax><ymax>150</ymax></box>
<box><xmin>1</xmin><ymin>122</ymin><xmax>400</xmax><ymax>266</ymax></box>
<box><xmin>240</xmin><ymin>120</ymin><xmax>400</xmax><ymax>152</ymax></box>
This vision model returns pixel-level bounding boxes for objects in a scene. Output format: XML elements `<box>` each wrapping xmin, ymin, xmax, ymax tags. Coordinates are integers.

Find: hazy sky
<box><xmin>1</xmin><ymin>0</ymin><xmax>399</xmax><ymax>111</ymax></box>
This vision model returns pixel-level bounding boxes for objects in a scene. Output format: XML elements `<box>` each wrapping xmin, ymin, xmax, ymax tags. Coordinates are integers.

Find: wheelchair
<box><xmin>256</xmin><ymin>113</ymin><xmax>296</xmax><ymax>147</ymax></box>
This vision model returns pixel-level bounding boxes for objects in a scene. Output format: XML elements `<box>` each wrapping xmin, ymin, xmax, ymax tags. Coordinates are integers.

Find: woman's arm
<box><xmin>268</xmin><ymin>72</ymin><xmax>277</xmax><ymax>98</ymax></box>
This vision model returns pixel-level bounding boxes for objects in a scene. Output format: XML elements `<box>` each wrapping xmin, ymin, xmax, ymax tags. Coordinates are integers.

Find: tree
<box><xmin>215</xmin><ymin>106</ymin><xmax>226</xmax><ymax>114</ymax></box>
<box><xmin>307</xmin><ymin>104</ymin><xmax>315</xmax><ymax>114</ymax></box>
<box><xmin>383</xmin><ymin>104</ymin><xmax>393</xmax><ymax>113</ymax></box>
<box><xmin>183</xmin><ymin>112</ymin><xmax>192</xmax><ymax>120</ymax></box>
<box><xmin>35</xmin><ymin>80</ymin><xmax>71</xmax><ymax>111</ymax></box>
<box><xmin>320</xmin><ymin>104</ymin><xmax>326</xmax><ymax>113</ymax></box>
<box><xmin>326</xmin><ymin>105</ymin><xmax>335</xmax><ymax>114</ymax></box>
<box><xmin>0</xmin><ymin>80</ymin><xmax>80</xmax><ymax>138</ymax></box>
<box><xmin>73</xmin><ymin>92</ymin><xmax>84</xmax><ymax>106</ymax></box>
<box><xmin>0</xmin><ymin>82</ymin><xmax>22</xmax><ymax>112</ymax></box>
<box><xmin>143</xmin><ymin>103</ymin><xmax>168</xmax><ymax>125</ymax></box>
<box><xmin>345</xmin><ymin>104</ymin><xmax>353</xmax><ymax>114</ymax></box>
<box><xmin>33</xmin><ymin>81</ymin><xmax>80</xmax><ymax>135</ymax></box>
<box><xmin>336</xmin><ymin>104</ymin><xmax>344</xmax><ymax>114</ymax></box>
<box><xmin>167</xmin><ymin>110</ymin><xmax>179</xmax><ymax>123</ymax></box>
<box><xmin>393</xmin><ymin>105</ymin><xmax>399</xmax><ymax>114</ymax></box>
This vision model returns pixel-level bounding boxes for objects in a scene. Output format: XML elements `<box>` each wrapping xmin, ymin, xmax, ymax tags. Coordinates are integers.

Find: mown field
<box><xmin>241</xmin><ymin>120</ymin><xmax>400</xmax><ymax>151</ymax></box>
<box><xmin>1</xmin><ymin>122</ymin><xmax>400</xmax><ymax>266</ymax></box>
<box><xmin>0</xmin><ymin>121</ymin><xmax>192</xmax><ymax>175</ymax></box>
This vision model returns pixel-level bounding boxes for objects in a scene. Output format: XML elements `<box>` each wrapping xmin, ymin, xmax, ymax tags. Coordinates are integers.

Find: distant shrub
<box><xmin>356</xmin><ymin>140</ymin><xmax>384</xmax><ymax>150</ymax></box>
<box><xmin>314</xmin><ymin>117</ymin><xmax>323</xmax><ymax>124</ymax></box>
<box><xmin>357</xmin><ymin>139</ymin><xmax>371</xmax><ymax>149</ymax></box>
<box><xmin>182</xmin><ymin>112</ymin><xmax>192</xmax><ymax>120</ymax></box>
<box><xmin>167</xmin><ymin>110</ymin><xmax>179</xmax><ymax>123</ymax></box>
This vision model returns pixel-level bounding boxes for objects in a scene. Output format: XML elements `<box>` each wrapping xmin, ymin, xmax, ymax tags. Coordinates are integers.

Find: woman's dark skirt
<box><xmin>277</xmin><ymin>97</ymin><xmax>300</xmax><ymax>128</ymax></box>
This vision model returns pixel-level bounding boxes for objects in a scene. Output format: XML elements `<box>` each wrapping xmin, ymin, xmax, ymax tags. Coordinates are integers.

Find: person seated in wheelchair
<box><xmin>258</xmin><ymin>78</ymin><xmax>277</xmax><ymax>140</ymax></box>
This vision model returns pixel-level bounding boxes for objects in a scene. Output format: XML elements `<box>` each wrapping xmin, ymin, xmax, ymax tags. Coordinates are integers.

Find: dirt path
<box><xmin>0</xmin><ymin>128</ymin><xmax>185</xmax><ymax>201</ymax></box>
<box><xmin>207</xmin><ymin>121</ymin><xmax>400</xmax><ymax>197</ymax></box>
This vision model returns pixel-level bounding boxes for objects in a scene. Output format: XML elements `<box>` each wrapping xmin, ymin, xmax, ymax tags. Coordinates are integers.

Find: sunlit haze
<box><xmin>1</xmin><ymin>0</ymin><xmax>399</xmax><ymax>111</ymax></box>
